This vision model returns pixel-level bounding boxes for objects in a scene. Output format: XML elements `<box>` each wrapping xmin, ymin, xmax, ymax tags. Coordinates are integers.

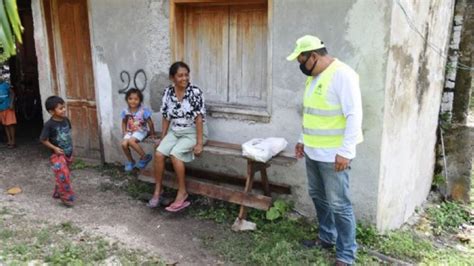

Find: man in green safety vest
<box><xmin>287</xmin><ymin>35</ymin><xmax>363</xmax><ymax>266</ymax></box>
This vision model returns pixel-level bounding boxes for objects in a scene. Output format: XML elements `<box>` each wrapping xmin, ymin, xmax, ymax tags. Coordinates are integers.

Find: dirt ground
<box><xmin>0</xmin><ymin>141</ymin><xmax>226</xmax><ymax>265</ymax></box>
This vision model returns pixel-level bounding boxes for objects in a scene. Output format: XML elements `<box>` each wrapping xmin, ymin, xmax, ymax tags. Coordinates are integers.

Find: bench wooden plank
<box><xmin>139</xmin><ymin>173</ymin><xmax>272</xmax><ymax>211</ymax></box>
<box><xmin>142</xmin><ymin>165</ymin><xmax>291</xmax><ymax>195</ymax></box>
<box><xmin>143</xmin><ymin>135</ymin><xmax>297</xmax><ymax>166</ymax></box>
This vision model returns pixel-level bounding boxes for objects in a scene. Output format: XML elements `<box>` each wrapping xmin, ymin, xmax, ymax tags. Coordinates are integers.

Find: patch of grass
<box><xmin>0</xmin><ymin>206</ymin><xmax>10</xmax><ymax>215</ymax></box>
<box><xmin>376</xmin><ymin>230</ymin><xmax>433</xmax><ymax>261</ymax></box>
<box><xmin>427</xmin><ymin>201</ymin><xmax>470</xmax><ymax>235</ymax></box>
<box><xmin>0</xmin><ymin>215</ymin><xmax>163</xmax><ymax>265</ymax></box>
<box><xmin>35</xmin><ymin>229</ymin><xmax>50</xmax><ymax>245</ymax></box>
<box><xmin>126</xmin><ymin>180</ymin><xmax>154</xmax><ymax>199</ymax></box>
<box><xmin>193</xmin><ymin>198</ymin><xmax>364</xmax><ymax>264</ymax></box>
<box><xmin>192</xmin><ymin>198</ymin><xmax>473</xmax><ymax>265</ymax></box>
<box><xmin>0</xmin><ymin>229</ymin><xmax>14</xmax><ymax>240</ymax></box>
<box><xmin>56</xmin><ymin>221</ymin><xmax>82</xmax><ymax>234</ymax></box>
<box><xmin>70</xmin><ymin>159</ymin><xmax>90</xmax><ymax>170</ymax></box>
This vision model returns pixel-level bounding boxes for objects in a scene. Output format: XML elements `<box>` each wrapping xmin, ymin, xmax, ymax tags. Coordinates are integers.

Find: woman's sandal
<box><xmin>165</xmin><ymin>194</ymin><xmax>190</xmax><ymax>212</ymax></box>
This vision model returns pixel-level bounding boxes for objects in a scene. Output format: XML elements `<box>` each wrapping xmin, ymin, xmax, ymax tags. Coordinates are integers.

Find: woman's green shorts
<box><xmin>156</xmin><ymin>127</ymin><xmax>208</xmax><ymax>163</ymax></box>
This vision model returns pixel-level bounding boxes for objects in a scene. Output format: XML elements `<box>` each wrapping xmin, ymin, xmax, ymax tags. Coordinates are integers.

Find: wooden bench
<box><xmin>139</xmin><ymin>137</ymin><xmax>297</xmax><ymax>230</ymax></box>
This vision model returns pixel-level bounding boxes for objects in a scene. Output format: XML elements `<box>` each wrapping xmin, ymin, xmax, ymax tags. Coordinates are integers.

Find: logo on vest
<box><xmin>315</xmin><ymin>84</ymin><xmax>323</xmax><ymax>95</ymax></box>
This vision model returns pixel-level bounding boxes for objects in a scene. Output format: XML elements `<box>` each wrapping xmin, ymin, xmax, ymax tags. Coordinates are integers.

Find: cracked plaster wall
<box><xmin>377</xmin><ymin>0</ymin><xmax>455</xmax><ymax>230</ymax></box>
<box><xmin>31</xmin><ymin>0</ymin><xmax>454</xmax><ymax>228</ymax></box>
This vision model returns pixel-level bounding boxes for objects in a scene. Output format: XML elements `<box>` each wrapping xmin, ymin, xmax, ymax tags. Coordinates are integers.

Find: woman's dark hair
<box><xmin>45</xmin><ymin>96</ymin><xmax>65</xmax><ymax>111</ymax></box>
<box><xmin>169</xmin><ymin>61</ymin><xmax>190</xmax><ymax>77</ymax></box>
<box><xmin>125</xmin><ymin>88</ymin><xmax>143</xmax><ymax>103</ymax></box>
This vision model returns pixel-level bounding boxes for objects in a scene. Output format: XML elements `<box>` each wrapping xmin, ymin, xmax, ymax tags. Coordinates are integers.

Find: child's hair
<box><xmin>45</xmin><ymin>96</ymin><xmax>65</xmax><ymax>112</ymax></box>
<box><xmin>169</xmin><ymin>61</ymin><xmax>190</xmax><ymax>77</ymax></box>
<box><xmin>125</xmin><ymin>88</ymin><xmax>143</xmax><ymax>103</ymax></box>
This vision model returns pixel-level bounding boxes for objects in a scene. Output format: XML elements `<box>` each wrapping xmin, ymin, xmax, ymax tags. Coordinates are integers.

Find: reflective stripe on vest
<box><xmin>302</xmin><ymin>59</ymin><xmax>346</xmax><ymax>148</ymax></box>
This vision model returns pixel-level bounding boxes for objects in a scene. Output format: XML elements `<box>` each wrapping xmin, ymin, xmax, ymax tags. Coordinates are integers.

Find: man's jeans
<box><xmin>305</xmin><ymin>156</ymin><xmax>357</xmax><ymax>264</ymax></box>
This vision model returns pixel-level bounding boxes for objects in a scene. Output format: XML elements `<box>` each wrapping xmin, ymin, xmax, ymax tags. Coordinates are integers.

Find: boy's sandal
<box><xmin>61</xmin><ymin>200</ymin><xmax>74</xmax><ymax>207</ymax></box>
<box><xmin>7</xmin><ymin>144</ymin><xmax>16</xmax><ymax>149</ymax></box>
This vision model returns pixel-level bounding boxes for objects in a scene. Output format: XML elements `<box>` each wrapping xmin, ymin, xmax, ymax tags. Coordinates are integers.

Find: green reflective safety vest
<box><xmin>302</xmin><ymin>59</ymin><xmax>363</xmax><ymax>148</ymax></box>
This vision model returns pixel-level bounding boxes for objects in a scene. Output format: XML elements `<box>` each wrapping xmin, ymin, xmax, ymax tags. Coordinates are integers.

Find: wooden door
<box><xmin>184</xmin><ymin>5</ymin><xmax>229</xmax><ymax>104</ymax></box>
<box><xmin>49</xmin><ymin>0</ymin><xmax>101</xmax><ymax>159</ymax></box>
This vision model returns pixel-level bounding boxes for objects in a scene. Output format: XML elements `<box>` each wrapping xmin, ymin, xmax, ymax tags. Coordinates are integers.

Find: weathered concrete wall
<box><xmin>32</xmin><ymin>0</ymin><xmax>390</xmax><ymax>224</ymax></box>
<box><xmin>32</xmin><ymin>0</ymin><xmax>455</xmax><ymax>229</ymax></box>
<box><xmin>377</xmin><ymin>0</ymin><xmax>455</xmax><ymax>230</ymax></box>
<box><xmin>85</xmin><ymin>0</ymin><xmax>392</xmax><ymax>222</ymax></box>
<box><xmin>269</xmin><ymin>0</ymin><xmax>391</xmax><ymax>222</ymax></box>
<box><xmin>88</xmin><ymin>0</ymin><xmax>171</xmax><ymax>163</ymax></box>
<box><xmin>31</xmin><ymin>0</ymin><xmax>55</xmax><ymax>120</ymax></box>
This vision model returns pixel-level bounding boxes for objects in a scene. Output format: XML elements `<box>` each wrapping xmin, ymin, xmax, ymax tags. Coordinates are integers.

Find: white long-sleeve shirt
<box><xmin>299</xmin><ymin>62</ymin><xmax>363</xmax><ymax>163</ymax></box>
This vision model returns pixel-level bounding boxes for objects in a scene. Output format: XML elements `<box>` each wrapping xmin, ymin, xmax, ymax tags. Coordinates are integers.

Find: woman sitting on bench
<box><xmin>147</xmin><ymin>61</ymin><xmax>207</xmax><ymax>212</ymax></box>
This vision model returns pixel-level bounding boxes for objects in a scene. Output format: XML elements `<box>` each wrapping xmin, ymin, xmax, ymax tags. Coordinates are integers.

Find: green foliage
<box><xmin>70</xmin><ymin>159</ymin><xmax>89</xmax><ymax>170</ymax></box>
<box><xmin>427</xmin><ymin>201</ymin><xmax>470</xmax><ymax>234</ymax></box>
<box><xmin>376</xmin><ymin>231</ymin><xmax>433</xmax><ymax>261</ymax></box>
<box><xmin>0</xmin><ymin>0</ymin><xmax>23</xmax><ymax>60</ymax></box>
<box><xmin>356</xmin><ymin>223</ymin><xmax>379</xmax><ymax>247</ymax></box>
<box><xmin>0</xmin><ymin>215</ymin><xmax>163</xmax><ymax>265</ymax></box>
<box><xmin>58</xmin><ymin>221</ymin><xmax>81</xmax><ymax>234</ymax></box>
<box><xmin>125</xmin><ymin>180</ymin><xmax>154</xmax><ymax>199</ymax></box>
<box><xmin>0</xmin><ymin>229</ymin><xmax>13</xmax><ymax>240</ymax></box>
<box><xmin>439</xmin><ymin>112</ymin><xmax>452</xmax><ymax>130</ymax></box>
<box><xmin>266</xmin><ymin>199</ymin><xmax>291</xmax><ymax>221</ymax></box>
<box><xmin>432</xmin><ymin>174</ymin><xmax>446</xmax><ymax>187</ymax></box>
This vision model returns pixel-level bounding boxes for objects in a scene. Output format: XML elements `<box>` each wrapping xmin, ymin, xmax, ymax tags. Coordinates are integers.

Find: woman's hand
<box><xmin>193</xmin><ymin>143</ymin><xmax>203</xmax><ymax>156</ymax></box>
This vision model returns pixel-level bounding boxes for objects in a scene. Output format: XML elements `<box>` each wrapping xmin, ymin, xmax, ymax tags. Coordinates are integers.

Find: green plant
<box><xmin>432</xmin><ymin>174</ymin><xmax>446</xmax><ymax>188</ymax></box>
<box><xmin>0</xmin><ymin>229</ymin><xmax>13</xmax><ymax>240</ymax></box>
<box><xmin>0</xmin><ymin>0</ymin><xmax>23</xmax><ymax>60</ymax></box>
<box><xmin>427</xmin><ymin>201</ymin><xmax>470</xmax><ymax>234</ymax></box>
<box><xmin>376</xmin><ymin>231</ymin><xmax>433</xmax><ymax>261</ymax></box>
<box><xmin>356</xmin><ymin>223</ymin><xmax>379</xmax><ymax>247</ymax></box>
<box><xmin>70</xmin><ymin>159</ymin><xmax>89</xmax><ymax>170</ymax></box>
<box><xmin>58</xmin><ymin>221</ymin><xmax>81</xmax><ymax>234</ymax></box>
<box><xmin>266</xmin><ymin>199</ymin><xmax>291</xmax><ymax>221</ymax></box>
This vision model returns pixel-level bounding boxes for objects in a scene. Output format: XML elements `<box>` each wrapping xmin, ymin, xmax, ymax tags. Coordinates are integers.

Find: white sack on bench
<box><xmin>242</xmin><ymin>138</ymin><xmax>288</xmax><ymax>163</ymax></box>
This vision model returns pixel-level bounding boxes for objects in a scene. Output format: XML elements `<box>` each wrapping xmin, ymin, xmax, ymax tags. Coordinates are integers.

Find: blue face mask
<box><xmin>299</xmin><ymin>55</ymin><xmax>318</xmax><ymax>76</ymax></box>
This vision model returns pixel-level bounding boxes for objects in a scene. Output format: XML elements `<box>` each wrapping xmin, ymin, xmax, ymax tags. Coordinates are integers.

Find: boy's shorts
<box><xmin>0</xmin><ymin>109</ymin><xmax>16</xmax><ymax>126</ymax></box>
<box><xmin>157</xmin><ymin>127</ymin><xmax>207</xmax><ymax>163</ymax></box>
<box><xmin>123</xmin><ymin>131</ymin><xmax>147</xmax><ymax>142</ymax></box>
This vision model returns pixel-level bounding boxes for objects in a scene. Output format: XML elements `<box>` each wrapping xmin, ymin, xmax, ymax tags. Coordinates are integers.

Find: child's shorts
<box><xmin>0</xmin><ymin>109</ymin><xmax>16</xmax><ymax>126</ymax></box>
<box><xmin>157</xmin><ymin>127</ymin><xmax>207</xmax><ymax>163</ymax></box>
<box><xmin>123</xmin><ymin>131</ymin><xmax>147</xmax><ymax>142</ymax></box>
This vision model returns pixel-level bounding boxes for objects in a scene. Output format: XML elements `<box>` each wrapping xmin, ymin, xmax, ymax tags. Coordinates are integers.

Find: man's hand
<box><xmin>295</xmin><ymin>143</ymin><xmax>304</xmax><ymax>159</ymax></box>
<box><xmin>53</xmin><ymin>147</ymin><xmax>64</xmax><ymax>155</ymax></box>
<box><xmin>335</xmin><ymin>154</ymin><xmax>350</xmax><ymax>172</ymax></box>
<box><xmin>193</xmin><ymin>143</ymin><xmax>203</xmax><ymax>156</ymax></box>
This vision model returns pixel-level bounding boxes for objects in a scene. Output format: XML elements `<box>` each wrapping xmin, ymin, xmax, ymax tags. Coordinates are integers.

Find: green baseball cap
<box><xmin>286</xmin><ymin>35</ymin><xmax>325</xmax><ymax>61</ymax></box>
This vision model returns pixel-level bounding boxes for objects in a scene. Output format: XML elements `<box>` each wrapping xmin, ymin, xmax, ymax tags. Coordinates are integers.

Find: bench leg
<box><xmin>238</xmin><ymin>160</ymin><xmax>256</xmax><ymax>220</ymax></box>
<box><xmin>260</xmin><ymin>166</ymin><xmax>271</xmax><ymax>197</ymax></box>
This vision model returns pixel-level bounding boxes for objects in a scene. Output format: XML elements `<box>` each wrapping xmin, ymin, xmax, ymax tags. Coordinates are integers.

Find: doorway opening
<box><xmin>0</xmin><ymin>0</ymin><xmax>43</xmax><ymax>147</ymax></box>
